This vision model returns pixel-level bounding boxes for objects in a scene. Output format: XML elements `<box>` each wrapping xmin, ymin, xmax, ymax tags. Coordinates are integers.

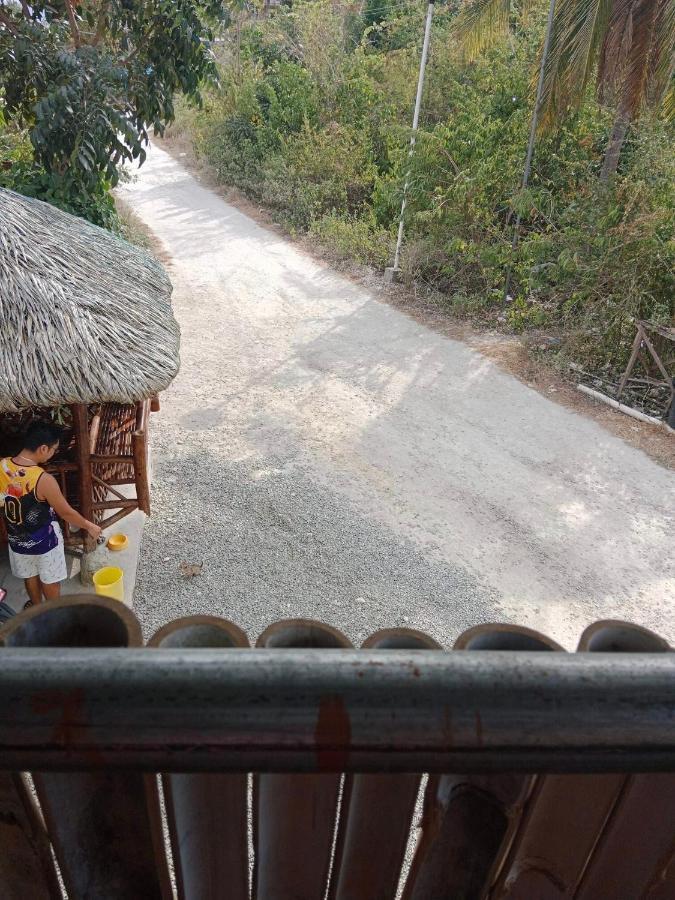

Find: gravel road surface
<box><xmin>120</xmin><ymin>144</ymin><xmax>674</xmax><ymax>649</ymax></box>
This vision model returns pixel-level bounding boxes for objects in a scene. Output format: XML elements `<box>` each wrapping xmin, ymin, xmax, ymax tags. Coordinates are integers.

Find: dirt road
<box><xmin>120</xmin><ymin>144</ymin><xmax>674</xmax><ymax>648</ymax></box>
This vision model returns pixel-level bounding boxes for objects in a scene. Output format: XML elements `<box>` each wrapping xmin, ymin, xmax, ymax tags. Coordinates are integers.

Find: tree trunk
<box><xmin>600</xmin><ymin>104</ymin><xmax>631</xmax><ymax>181</ymax></box>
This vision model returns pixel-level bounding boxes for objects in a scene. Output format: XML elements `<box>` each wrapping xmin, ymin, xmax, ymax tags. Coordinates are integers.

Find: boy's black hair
<box><xmin>23</xmin><ymin>421</ymin><xmax>62</xmax><ymax>451</ymax></box>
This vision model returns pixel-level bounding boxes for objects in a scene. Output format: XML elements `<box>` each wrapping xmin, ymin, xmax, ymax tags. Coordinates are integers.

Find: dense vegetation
<box><xmin>1</xmin><ymin>0</ymin><xmax>672</xmax><ymax>369</ymax></box>
<box><xmin>0</xmin><ymin>0</ymin><xmax>225</xmax><ymax>227</ymax></box>
<box><xmin>173</xmin><ymin>0</ymin><xmax>674</xmax><ymax>370</ymax></box>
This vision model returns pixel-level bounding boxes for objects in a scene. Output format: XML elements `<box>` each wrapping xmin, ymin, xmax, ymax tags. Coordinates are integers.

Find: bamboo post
<box><xmin>132</xmin><ymin>431</ymin><xmax>151</xmax><ymax>514</ymax></box>
<box><xmin>132</xmin><ymin>401</ymin><xmax>151</xmax><ymax>515</ymax></box>
<box><xmin>405</xmin><ymin>624</ymin><xmax>563</xmax><ymax>900</ymax></box>
<box><xmin>639</xmin><ymin>326</ymin><xmax>673</xmax><ymax>387</ymax></box>
<box><xmin>0</xmin><ymin>597</ymin><xmax>171</xmax><ymax>900</ymax></box>
<box><xmin>330</xmin><ymin>628</ymin><xmax>441</xmax><ymax>900</ymax></box>
<box><xmin>575</xmin><ymin>774</ymin><xmax>675</xmax><ymax>899</ymax></box>
<box><xmin>0</xmin><ymin>772</ymin><xmax>60</xmax><ymax>899</ymax></box>
<box><xmin>72</xmin><ymin>404</ymin><xmax>95</xmax><ymax>551</ymax></box>
<box><xmin>149</xmin><ymin>616</ymin><xmax>250</xmax><ymax>900</ymax></box>
<box><xmin>253</xmin><ymin>619</ymin><xmax>352</xmax><ymax>900</ymax></box>
<box><xmin>492</xmin><ymin>620</ymin><xmax>670</xmax><ymax>898</ymax></box>
<box><xmin>88</xmin><ymin>410</ymin><xmax>101</xmax><ymax>454</ymax></box>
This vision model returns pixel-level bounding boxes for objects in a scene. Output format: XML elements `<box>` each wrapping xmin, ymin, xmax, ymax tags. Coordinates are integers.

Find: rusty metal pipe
<box><xmin>1</xmin><ymin>648</ymin><xmax>675</xmax><ymax>773</ymax></box>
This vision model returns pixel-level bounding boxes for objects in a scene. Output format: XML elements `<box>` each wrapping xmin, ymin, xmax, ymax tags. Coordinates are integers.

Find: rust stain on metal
<box><xmin>32</xmin><ymin>689</ymin><xmax>86</xmax><ymax>746</ymax></box>
<box><xmin>315</xmin><ymin>695</ymin><xmax>351</xmax><ymax>771</ymax></box>
<box><xmin>31</xmin><ymin>689</ymin><xmax>105</xmax><ymax>766</ymax></box>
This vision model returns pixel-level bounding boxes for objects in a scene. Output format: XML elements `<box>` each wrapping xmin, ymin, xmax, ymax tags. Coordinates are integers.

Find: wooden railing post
<box><xmin>132</xmin><ymin>401</ymin><xmax>151</xmax><ymax>515</ymax></box>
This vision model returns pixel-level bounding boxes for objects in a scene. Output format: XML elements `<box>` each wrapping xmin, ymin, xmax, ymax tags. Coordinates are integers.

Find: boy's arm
<box><xmin>37</xmin><ymin>474</ymin><xmax>102</xmax><ymax>540</ymax></box>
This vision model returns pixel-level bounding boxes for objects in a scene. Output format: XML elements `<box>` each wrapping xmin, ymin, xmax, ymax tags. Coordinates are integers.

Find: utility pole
<box><xmin>385</xmin><ymin>0</ymin><xmax>435</xmax><ymax>283</ymax></box>
<box><xmin>502</xmin><ymin>0</ymin><xmax>557</xmax><ymax>301</ymax></box>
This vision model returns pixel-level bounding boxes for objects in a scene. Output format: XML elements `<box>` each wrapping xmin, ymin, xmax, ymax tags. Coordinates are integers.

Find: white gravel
<box><xmin>119</xmin><ymin>145</ymin><xmax>675</xmax><ymax>649</ymax></box>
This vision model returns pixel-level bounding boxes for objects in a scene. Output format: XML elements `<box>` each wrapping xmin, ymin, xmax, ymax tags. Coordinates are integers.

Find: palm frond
<box><xmin>645</xmin><ymin>0</ymin><xmax>675</xmax><ymax>114</ymax></box>
<box><xmin>621</xmin><ymin>0</ymin><xmax>662</xmax><ymax>119</ymax></box>
<box><xmin>540</xmin><ymin>0</ymin><xmax>674</xmax><ymax>129</ymax></box>
<box><xmin>662</xmin><ymin>85</ymin><xmax>675</xmax><ymax>119</ymax></box>
<box><xmin>597</xmin><ymin>0</ymin><xmax>634</xmax><ymax>104</ymax></box>
<box><xmin>597</xmin><ymin>0</ymin><xmax>671</xmax><ymax>118</ymax></box>
<box><xmin>453</xmin><ymin>0</ymin><xmax>513</xmax><ymax>61</ymax></box>
<box><xmin>538</xmin><ymin>0</ymin><xmax>612</xmax><ymax>128</ymax></box>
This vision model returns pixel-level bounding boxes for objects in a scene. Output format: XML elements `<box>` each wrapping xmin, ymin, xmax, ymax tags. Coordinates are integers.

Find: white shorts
<box><xmin>8</xmin><ymin>524</ymin><xmax>67</xmax><ymax>584</ymax></box>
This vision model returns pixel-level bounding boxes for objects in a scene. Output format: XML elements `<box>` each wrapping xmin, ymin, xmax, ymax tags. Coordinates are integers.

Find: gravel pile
<box><xmin>134</xmin><ymin>442</ymin><xmax>497</xmax><ymax>645</ymax></box>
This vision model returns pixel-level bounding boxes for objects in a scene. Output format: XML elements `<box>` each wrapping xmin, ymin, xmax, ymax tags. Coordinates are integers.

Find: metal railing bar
<box><xmin>1</xmin><ymin>649</ymin><xmax>673</xmax><ymax>773</ymax></box>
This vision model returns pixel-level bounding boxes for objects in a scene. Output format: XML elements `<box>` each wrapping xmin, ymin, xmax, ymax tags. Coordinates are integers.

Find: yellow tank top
<box><xmin>0</xmin><ymin>458</ymin><xmax>57</xmax><ymax>554</ymax></box>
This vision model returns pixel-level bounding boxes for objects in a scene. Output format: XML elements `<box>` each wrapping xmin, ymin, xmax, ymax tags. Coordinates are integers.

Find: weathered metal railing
<box><xmin>2</xmin><ymin>648</ymin><xmax>675</xmax><ymax>773</ymax></box>
<box><xmin>1</xmin><ymin>597</ymin><xmax>674</xmax><ymax>900</ymax></box>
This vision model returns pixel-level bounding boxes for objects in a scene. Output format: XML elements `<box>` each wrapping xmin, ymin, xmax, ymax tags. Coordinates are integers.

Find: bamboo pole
<box><xmin>149</xmin><ymin>616</ymin><xmax>250</xmax><ymax>900</ymax></box>
<box><xmin>132</xmin><ymin>428</ymin><xmax>151</xmax><ymax>515</ymax></box>
<box><xmin>91</xmin><ymin>499</ymin><xmax>138</xmax><ymax>511</ymax></box>
<box><xmin>71</xmin><ymin>404</ymin><xmax>95</xmax><ymax>551</ymax></box>
<box><xmin>405</xmin><ymin>624</ymin><xmax>563</xmax><ymax>900</ymax></box>
<box><xmin>616</xmin><ymin>326</ymin><xmax>645</xmax><ymax>399</ymax></box>
<box><xmin>0</xmin><ymin>597</ymin><xmax>171</xmax><ymax>900</ymax></box>
<box><xmin>577</xmin><ymin>385</ymin><xmax>664</xmax><ymax>426</ymax></box>
<box><xmin>253</xmin><ymin>620</ymin><xmax>352</xmax><ymax>900</ymax></box>
<box><xmin>0</xmin><ymin>773</ymin><xmax>60</xmax><ymax>899</ymax></box>
<box><xmin>331</xmin><ymin>629</ymin><xmax>441</xmax><ymax>900</ymax></box>
<box><xmin>492</xmin><ymin>620</ymin><xmax>670</xmax><ymax>898</ymax></box>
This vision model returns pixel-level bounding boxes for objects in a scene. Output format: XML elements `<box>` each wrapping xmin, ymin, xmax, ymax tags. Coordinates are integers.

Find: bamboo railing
<box><xmin>1</xmin><ymin>598</ymin><xmax>674</xmax><ymax>900</ymax></box>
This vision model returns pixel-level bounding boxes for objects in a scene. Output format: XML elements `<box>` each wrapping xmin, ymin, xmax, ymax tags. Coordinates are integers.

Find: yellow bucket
<box><xmin>93</xmin><ymin>566</ymin><xmax>125</xmax><ymax>602</ymax></box>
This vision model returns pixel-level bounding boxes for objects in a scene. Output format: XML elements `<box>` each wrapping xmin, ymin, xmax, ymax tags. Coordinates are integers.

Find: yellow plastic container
<box><xmin>107</xmin><ymin>533</ymin><xmax>129</xmax><ymax>552</ymax></box>
<box><xmin>93</xmin><ymin>566</ymin><xmax>125</xmax><ymax>602</ymax></box>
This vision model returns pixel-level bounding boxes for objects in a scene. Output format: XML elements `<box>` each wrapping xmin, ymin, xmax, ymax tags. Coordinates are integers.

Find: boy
<box><xmin>0</xmin><ymin>421</ymin><xmax>102</xmax><ymax>606</ymax></box>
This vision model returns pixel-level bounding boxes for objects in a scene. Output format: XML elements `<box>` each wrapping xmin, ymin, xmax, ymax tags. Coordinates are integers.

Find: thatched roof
<box><xmin>0</xmin><ymin>188</ymin><xmax>180</xmax><ymax>412</ymax></box>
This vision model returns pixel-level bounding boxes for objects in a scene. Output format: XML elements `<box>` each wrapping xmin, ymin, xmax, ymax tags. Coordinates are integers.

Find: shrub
<box><xmin>309</xmin><ymin>213</ymin><xmax>394</xmax><ymax>268</ymax></box>
<box><xmin>172</xmin><ymin>0</ymin><xmax>674</xmax><ymax>371</ymax></box>
<box><xmin>0</xmin><ymin>109</ymin><xmax>119</xmax><ymax>228</ymax></box>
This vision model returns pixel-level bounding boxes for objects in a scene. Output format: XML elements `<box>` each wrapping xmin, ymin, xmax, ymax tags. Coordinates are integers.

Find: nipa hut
<box><xmin>0</xmin><ymin>187</ymin><xmax>179</xmax><ymax>553</ymax></box>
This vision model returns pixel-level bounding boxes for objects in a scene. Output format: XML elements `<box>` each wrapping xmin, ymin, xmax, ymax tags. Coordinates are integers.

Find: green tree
<box><xmin>454</xmin><ymin>0</ymin><xmax>675</xmax><ymax>178</ymax></box>
<box><xmin>0</xmin><ymin>0</ymin><xmax>226</xmax><ymax>221</ymax></box>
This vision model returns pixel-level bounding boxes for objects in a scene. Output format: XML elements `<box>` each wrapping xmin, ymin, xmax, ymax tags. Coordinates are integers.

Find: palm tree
<box><xmin>454</xmin><ymin>0</ymin><xmax>675</xmax><ymax>178</ymax></box>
